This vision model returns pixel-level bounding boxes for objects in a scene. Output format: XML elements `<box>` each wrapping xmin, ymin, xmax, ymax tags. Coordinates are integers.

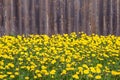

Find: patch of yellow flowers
<box><xmin>0</xmin><ymin>32</ymin><xmax>120</xmax><ymax>80</ymax></box>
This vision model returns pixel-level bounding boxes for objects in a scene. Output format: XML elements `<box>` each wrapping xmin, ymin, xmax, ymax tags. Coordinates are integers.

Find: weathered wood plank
<box><xmin>10</xmin><ymin>0</ymin><xmax>16</xmax><ymax>35</ymax></box>
<box><xmin>23</xmin><ymin>0</ymin><xmax>30</xmax><ymax>35</ymax></box>
<box><xmin>59</xmin><ymin>0</ymin><xmax>64</xmax><ymax>34</ymax></box>
<box><xmin>99</xmin><ymin>0</ymin><xmax>104</xmax><ymax>35</ymax></box>
<box><xmin>18</xmin><ymin>0</ymin><xmax>23</xmax><ymax>35</ymax></box>
<box><xmin>110</xmin><ymin>0</ymin><xmax>113</xmax><ymax>34</ymax></box>
<box><xmin>74</xmin><ymin>0</ymin><xmax>80</xmax><ymax>33</ymax></box>
<box><xmin>0</xmin><ymin>0</ymin><xmax>4</xmax><ymax>36</ymax></box>
<box><xmin>116</xmin><ymin>0</ymin><xmax>120</xmax><ymax>35</ymax></box>
<box><xmin>31</xmin><ymin>0</ymin><xmax>36</xmax><ymax>34</ymax></box>
<box><xmin>45</xmin><ymin>0</ymin><xmax>49</xmax><ymax>35</ymax></box>
<box><xmin>103</xmin><ymin>0</ymin><xmax>107</xmax><ymax>35</ymax></box>
<box><xmin>39</xmin><ymin>0</ymin><xmax>44</xmax><ymax>34</ymax></box>
<box><xmin>53</xmin><ymin>0</ymin><xmax>58</xmax><ymax>34</ymax></box>
<box><xmin>112</xmin><ymin>0</ymin><xmax>117</xmax><ymax>35</ymax></box>
<box><xmin>4</xmin><ymin>0</ymin><xmax>11</xmax><ymax>35</ymax></box>
<box><xmin>67</xmin><ymin>0</ymin><xmax>72</xmax><ymax>34</ymax></box>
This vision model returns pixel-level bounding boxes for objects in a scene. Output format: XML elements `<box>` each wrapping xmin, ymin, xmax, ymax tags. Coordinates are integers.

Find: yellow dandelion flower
<box><xmin>27</xmin><ymin>58</ymin><xmax>31</xmax><ymax>61</ymax></box>
<box><xmin>41</xmin><ymin>70</ymin><xmax>49</xmax><ymax>75</ymax></box>
<box><xmin>111</xmin><ymin>71</ymin><xmax>120</xmax><ymax>75</ymax></box>
<box><xmin>25</xmin><ymin>76</ymin><xmax>29</xmax><ymax>80</ymax></box>
<box><xmin>78</xmin><ymin>67</ymin><xmax>83</xmax><ymax>72</ymax></box>
<box><xmin>10</xmin><ymin>75</ymin><xmax>15</xmax><ymax>78</ymax></box>
<box><xmin>8</xmin><ymin>63</ymin><xmax>14</xmax><ymax>68</ymax></box>
<box><xmin>51</xmin><ymin>60</ymin><xmax>56</xmax><ymax>64</ymax></box>
<box><xmin>72</xmin><ymin>74</ymin><xmax>79</xmax><ymax>79</ymax></box>
<box><xmin>112</xmin><ymin>62</ymin><xmax>116</xmax><ymax>64</ymax></box>
<box><xmin>41</xmin><ymin>66</ymin><xmax>47</xmax><ymax>70</ymax></box>
<box><xmin>35</xmin><ymin>70</ymin><xmax>40</xmax><ymax>73</ymax></box>
<box><xmin>7</xmin><ymin>72</ymin><xmax>12</xmax><ymax>75</ymax></box>
<box><xmin>66</xmin><ymin>67</ymin><xmax>75</xmax><ymax>71</ymax></box>
<box><xmin>66</xmin><ymin>64</ymin><xmax>71</xmax><ymax>68</ymax></box>
<box><xmin>50</xmin><ymin>70</ymin><xmax>56</xmax><ymax>75</ymax></box>
<box><xmin>92</xmin><ymin>54</ymin><xmax>96</xmax><ymax>57</ymax></box>
<box><xmin>61</xmin><ymin>70</ymin><xmax>67</xmax><ymax>75</ymax></box>
<box><xmin>84</xmin><ymin>70</ymin><xmax>89</xmax><ymax>74</ymax></box>
<box><xmin>76</xmin><ymin>71</ymin><xmax>79</xmax><ymax>75</ymax></box>
<box><xmin>26</xmin><ymin>66</ymin><xmax>30</xmax><ymax>70</ymax></box>
<box><xmin>15</xmin><ymin>72</ymin><xmax>19</xmax><ymax>75</ymax></box>
<box><xmin>96</xmin><ymin>68</ymin><xmax>101</xmax><ymax>74</ymax></box>
<box><xmin>90</xmin><ymin>67</ymin><xmax>96</xmax><ymax>73</ymax></box>
<box><xmin>95</xmin><ymin>75</ymin><xmax>101</xmax><ymax>79</ymax></box>
<box><xmin>37</xmin><ymin>74</ymin><xmax>42</xmax><ymax>77</ymax></box>
<box><xmin>0</xmin><ymin>75</ymin><xmax>7</xmax><ymax>79</ymax></box>
<box><xmin>16</xmin><ymin>68</ymin><xmax>19</xmax><ymax>71</ymax></box>
<box><xmin>5</xmin><ymin>65</ymin><xmax>10</xmax><ymax>69</ymax></box>
<box><xmin>34</xmin><ymin>76</ymin><xmax>37</xmax><ymax>79</ymax></box>
<box><xmin>66</xmin><ymin>58</ymin><xmax>71</xmax><ymax>63</ymax></box>
<box><xmin>96</xmin><ymin>64</ymin><xmax>103</xmax><ymax>68</ymax></box>
<box><xmin>82</xmin><ymin>64</ymin><xmax>88</xmax><ymax>69</ymax></box>
<box><xmin>30</xmin><ymin>65</ymin><xmax>35</xmax><ymax>70</ymax></box>
<box><xmin>88</xmin><ymin>74</ymin><xmax>93</xmax><ymax>78</ymax></box>
<box><xmin>52</xmin><ymin>75</ymin><xmax>55</xmax><ymax>78</ymax></box>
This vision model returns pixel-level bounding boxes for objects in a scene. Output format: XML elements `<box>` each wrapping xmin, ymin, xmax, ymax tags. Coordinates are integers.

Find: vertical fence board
<box><xmin>23</xmin><ymin>0</ymin><xmax>30</xmax><ymax>34</ymax></box>
<box><xmin>59</xmin><ymin>0</ymin><xmax>64</xmax><ymax>34</ymax></box>
<box><xmin>82</xmin><ymin>0</ymin><xmax>86</xmax><ymax>32</ymax></box>
<box><xmin>67</xmin><ymin>0</ymin><xmax>72</xmax><ymax>33</ymax></box>
<box><xmin>44</xmin><ymin>0</ymin><xmax>49</xmax><ymax>35</ymax></box>
<box><xmin>99</xmin><ymin>0</ymin><xmax>104</xmax><ymax>35</ymax></box>
<box><xmin>110</xmin><ymin>0</ymin><xmax>113</xmax><ymax>34</ymax></box>
<box><xmin>113</xmin><ymin>0</ymin><xmax>117</xmax><ymax>35</ymax></box>
<box><xmin>116</xmin><ymin>0</ymin><xmax>120</xmax><ymax>35</ymax></box>
<box><xmin>89</xmin><ymin>0</ymin><xmax>96</xmax><ymax>34</ymax></box>
<box><xmin>31</xmin><ymin>0</ymin><xmax>36</xmax><ymax>34</ymax></box>
<box><xmin>103</xmin><ymin>0</ymin><xmax>107</xmax><ymax>35</ymax></box>
<box><xmin>85</xmin><ymin>0</ymin><xmax>90</xmax><ymax>34</ymax></box>
<box><xmin>35</xmin><ymin>0</ymin><xmax>40</xmax><ymax>34</ymax></box>
<box><xmin>49</xmin><ymin>0</ymin><xmax>54</xmax><ymax>35</ymax></box>
<box><xmin>0</xmin><ymin>0</ymin><xmax>4</xmax><ymax>36</ymax></box>
<box><xmin>106</xmin><ymin>0</ymin><xmax>110</xmax><ymax>35</ymax></box>
<box><xmin>64</xmin><ymin>0</ymin><xmax>68</xmax><ymax>33</ymax></box>
<box><xmin>95</xmin><ymin>0</ymin><xmax>100</xmax><ymax>34</ymax></box>
<box><xmin>53</xmin><ymin>0</ymin><xmax>58</xmax><ymax>34</ymax></box>
<box><xmin>18</xmin><ymin>0</ymin><xmax>22</xmax><ymax>35</ymax></box>
<box><xmin>10</xmin><ymin>0</ymin><xmax>16</xmax><ymax>35</ymax></box>
<box><xmin>74</xmin><ymin>0</ymin><xmax>80</xmax><ymax>33</ymax></box>
<box><xmin>4</xmin><ymin>0</ymin><xmax>11</xmax><ymax>35</ymax></box>
<box><xmin>39</xmin><ymin>0</ymin><xmax>44</xmax><ymax>34</ymax></box>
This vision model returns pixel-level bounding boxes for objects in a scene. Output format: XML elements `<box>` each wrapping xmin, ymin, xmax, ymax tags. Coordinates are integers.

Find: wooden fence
<box><xmin>0</xmin><ymin>0</ymin><xmax>120</xmax><ymax>36</ymax></box>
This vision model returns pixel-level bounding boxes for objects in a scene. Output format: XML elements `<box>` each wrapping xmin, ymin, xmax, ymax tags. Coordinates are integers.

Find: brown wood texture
<box><xmin>0</xmin><ymin>0</ymin><xmax>4</xmax><ymax>36</ymax></box>
<box><xmin>0</xmin><ymin>0</ymin><xmax>120</xmax><ymax>36</ymax></box>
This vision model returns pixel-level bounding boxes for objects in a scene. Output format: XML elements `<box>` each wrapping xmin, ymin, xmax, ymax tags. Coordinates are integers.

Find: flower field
<box><xmin>0</xmin><ymin>32</ymin><xmax>120</xmax><ymax>80</ymax></box>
